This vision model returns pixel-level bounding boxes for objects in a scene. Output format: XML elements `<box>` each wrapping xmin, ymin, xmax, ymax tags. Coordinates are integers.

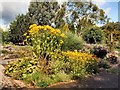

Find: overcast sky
<box><xmin>0</xmin><ymin>1</ymin><xmax>30</xmax><ymax>26</ymax></box>
<box><xmin>0</xmin><ymin>0</ymin><xmax>119</xmax><ymax>29</ymax></box>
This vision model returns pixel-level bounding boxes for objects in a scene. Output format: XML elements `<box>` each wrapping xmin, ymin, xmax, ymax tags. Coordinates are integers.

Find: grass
<box><xmin>23</xmin><ymin>71</ymin><xmax>71</xmax><ymax>87</ymax></box>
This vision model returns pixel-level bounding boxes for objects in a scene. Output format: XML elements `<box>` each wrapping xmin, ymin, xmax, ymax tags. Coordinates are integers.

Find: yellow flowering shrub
<box><xmin>24</xmin><ymin>24</ymin><xmax>66</xmax><ymax>61</ymax></box>
<box><xmin>62</xmin><ymin>51</ymin><xmax>99</xmax><ymax>63</ymax></box>
<box><xmin>61</xmin><ymin>51</ymin><xmax>100</xmax><ymax>77</ymax></box>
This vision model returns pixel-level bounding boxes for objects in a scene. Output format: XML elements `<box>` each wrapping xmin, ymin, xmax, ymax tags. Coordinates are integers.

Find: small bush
<box><xmin>2</xmin><ymin>31</ymin><xmax>10</xmax><ymax>44</ymax></box>
<box><xmin>51</xmin><ymin>71</ymin><xmax>71</xmax><ymax>82</ymax></box>
<box><xmin>61</xmin><ymin>32</ymin><xmax>84</xmax><ymax>51</ymax></box>
<box><xmin>91</xmin><ymin>44</ymin><xmax>108</xmax><ymax>58</ymax></box>
<box><xmin>62</xmin><ymin>51</ymin><xmax>100</xmax><ymax>78</ymax></box>
<box><xmin>24</xmin><ymin>24</ymin><xmax>65</xmax><ymax>60</ymax></box>
<box><xmin>29</xmin><ymin>71</ymin><xmax>53</xmax><ymax>87</ymax></box>
<box><xmin>23</xmin><ymin>70</ymin><xmax>71</xmax><ymax>87</ymax></box>
<box><xmin>82</xmin><ymin>26</ymin><xmax>105</xmax><ymax>44</ymax></box>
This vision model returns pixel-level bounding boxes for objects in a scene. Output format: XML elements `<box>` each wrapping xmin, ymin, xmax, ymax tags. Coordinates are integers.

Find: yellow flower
<box><xmin>23</xmin><ymin>33</ymin><xmax>27</xmax><ymax>36</ymax></box>
<box><xmin>60</xmin><ymin>33</ymin><xmax>65</xmax><ymax>38</ymax></box>
<box><xmin>26</xmin><ymin>36</ymin><xmax>30</xmax><ymax>38</ymax></box>
<box><xmin>50</xmin><ymin>29</ymin><xmax>55</xmax><ymax>33</ymax></box>
<box><xmin>29</xmin><ymin>24</ymin><xmax>37</xmax><ymax>29</ymax></box>
<box><xmin>33</xmin><ymin>27</ymin><xmax>39</xmax><ymax>31</ymax></box>
<box><xmin>37</xmin><ymin>26</ymin><xmax>43</xmax><ymax>30</ymax></box>
<box><xmin>60</xmin><ymin>40</ymin><xmax>64</xmax><ymax>44</ymax></box>
<box><xmin>62</xmin><ymin>51</ymin><xmax>98</xmax><ymax>63</ymax></box>
<box><xmin>74</xmin><ymin>50</ymin><xmax>77</xmax><ymax>52</ymax></box>
<box><xmin>46</xmin><ymin>25</ymin><xmax>54</xmax><ymax>30</ymax></box>
<box><xmin>56</xmin><ymin>29</ymin><xmax>61</xmax><ymax>33</ymax></box>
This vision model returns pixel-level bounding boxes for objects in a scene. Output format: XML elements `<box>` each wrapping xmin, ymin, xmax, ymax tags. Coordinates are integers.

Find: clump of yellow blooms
<box><xmin>62</xmin><ymin>50</ymin><xmax>99</xmax><ymax>63</ymax></box>
<box><xmin>27</xmin><ymin>24</ymin><xmax>65</xmax><ymax>38</ymax></box>
<box><xmin>24</xmin><ymin>24</ymin><xmax>66</xmax><ymax>58</ymax></box>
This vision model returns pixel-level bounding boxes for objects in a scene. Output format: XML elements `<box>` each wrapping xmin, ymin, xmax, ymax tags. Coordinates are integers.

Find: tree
<box><xmin>65</xmin><ymin>1</ymin><xmax>107</xmax><ymax>35</ymax></box>
<box><xmin>9</xmin><ymin>13</ymin><xmax>33</xmax><ymax>44</ymax></box>
<box><xmin>101</xmin><ymin>22</ymin><xmax>120</xmax><ymax>51</ymax></box>
<box><xmin>53</xmin><ymin>3</ymin><xmax>66</xmax><ymax>28</ymax></box>
<box><xmin>28</xmin><ymin>0</ymin><xmax>63</xmax><ymax>27</ymax></box>
<box><xmin>9</xmin><ymin>0</ymin><xmax>66</xmax><ymax>44</ymax></box>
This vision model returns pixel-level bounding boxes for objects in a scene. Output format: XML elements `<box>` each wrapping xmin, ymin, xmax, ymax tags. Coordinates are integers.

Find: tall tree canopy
<box><xmin>101</xmin><ymin>22</ymin><xmax>120</xmax><ymax>31</ymax></box>
<box><xmin>65</xmin><ymin>1</ymin><xmax>107</xmax><ymax>34</ymax></box>
<box><xmin>28</xmin><ymin>0</ymin><xmax>61</xmax><ymax>26</ymax></box>
<box><xmin>101</xmin><ymin>22</ymin><xmax>120</xmax><ymax>49</ymax></box>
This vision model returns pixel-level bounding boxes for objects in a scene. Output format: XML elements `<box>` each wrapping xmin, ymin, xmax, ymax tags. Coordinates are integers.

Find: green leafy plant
<box><xmin>61</xmin><ymin>32</ymin><xmax>84</xmax><ymax>51</ymax></box>
<box><xmin>2</xmin><ymin>31</ymin><xmax>10</xmax><ymax>44</ymax></box>
<box><xmin>82</xmin><ymin>26</ymin><xmax>105</xmax><ymax>44</ymax></box>
<box><xmin>23</xmin><ymin>70</ymin><xmax>71</xmax><ymax>88</ymax></box>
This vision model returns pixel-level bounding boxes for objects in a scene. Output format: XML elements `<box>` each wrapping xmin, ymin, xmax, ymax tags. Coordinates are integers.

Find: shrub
<box><xmin>50</xmin><ymin>71</ymin><xmax>71</xmax><ymax>82</ymax></box>
<box><xmin>62</xmin><ymin>51</ymin><xmax>99</xmax><ymax>78</ymax></box>
<box><xmin>24</xmin><ymin>24</ymin><xmax>65</xmax><ymax>62</ymax></box>
<box><xmin>82</xmin><ymin>26</ymin><xmax>105</xmax><ymax>44</ymax></box>
<box><xmin>2</xmin><ymin>31</ymin><xmax>10</xmax><ymax>44</ymax></box>
<box><xmin>26</xmin><ymin>71</ymin><xmax>53</xmax><ymax>87</ymax></box>
<box><xmin>91</xmin><ymin>44</ymin><xmax>108</xmax><ymax>58</ymax></box>
<box><xmin>61</xmin><ymin>32</ymin><xmax>84</xmax><ymax>51</ymax></box>
<box><xmin>23</xmin><ymin>70</ymin><xmax>71</xmax><ymax>88</ymax></box>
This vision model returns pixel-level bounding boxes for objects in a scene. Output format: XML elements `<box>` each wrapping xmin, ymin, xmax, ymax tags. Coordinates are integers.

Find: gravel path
<box><xmin>48</xmin><ymin>71</ymin><xmax>119</xmax><ymax>88</ymax></box>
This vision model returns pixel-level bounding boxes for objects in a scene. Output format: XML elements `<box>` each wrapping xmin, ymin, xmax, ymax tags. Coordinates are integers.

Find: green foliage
<box><xmin>25</xmin><ymin>71</ymin><xmax>52</xmax><ymax>87</ymax></box>
<box><xmin>66</xmin><ymin>2</ymin><xmax>107</xmax><ymax>34</ymax></box>
<box><xmin>82</xmin><ymin>26</ymin><xmax>105</xmax><ymax>44</ymax></box>
<box><xmin>50</xmin><ymin>71</ymin><xmax>71</xmax><ymax>82</ymax></box>
<box><xmin>23</xmin><ymin>70</ymin><xmax>71</xmax><ymax>87</ymax></box>
<box><xmin>101</xmin><ymin>22</ymin><xmax>120</xmax><ymax>51</ymax></box>
<box><xmin>4</xmin><ymin>49</ymin><xmax>99</xmax><ymax>87</ymax></box>
<box><xmin>53</xmin><ymin>3</ymin><xmax>66</xmax><ymax>28</ymax></box>
<box><xmin>1</xmin><ymin>49</ymin><xmax>13</xmax><ymax>55</ymax></box>
<box><xmin>0</xmin><ymin>28</ymin><xmax>10</xmax><ymax>44</ymax></box>
<box><xmin>49</xmin><ymin>59</ymin><xmax>67</xmax><ymax>74</ymax></box>
<box><xmin>2</xmin><ymin>31</ymin><xmax>10</xmax><ymax>43</ymax></box>
<box><xmin>28</xmin><ymin>1</ymin><xmax>65</xmax><ymax>27</ymax></box>
<box><xmin>101</xmin><ymin>22</ymin><xmax>120</xmax><ymax>31</ymax></box>
<box><xmin>62</xmin><ymin>32</ymin><xmax>84</xmax><ymax>51</ymax></box>
<box><xmin>9</xmin><ymin>14</ymin><xmax>33</xmax><ymax>44</ymax></box>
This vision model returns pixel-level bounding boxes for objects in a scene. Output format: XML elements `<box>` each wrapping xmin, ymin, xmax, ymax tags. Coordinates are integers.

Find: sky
<box><xmin>0</xmin><ymin>0</ymin><xmax>119</xmax><ymax>29</ymax></box>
